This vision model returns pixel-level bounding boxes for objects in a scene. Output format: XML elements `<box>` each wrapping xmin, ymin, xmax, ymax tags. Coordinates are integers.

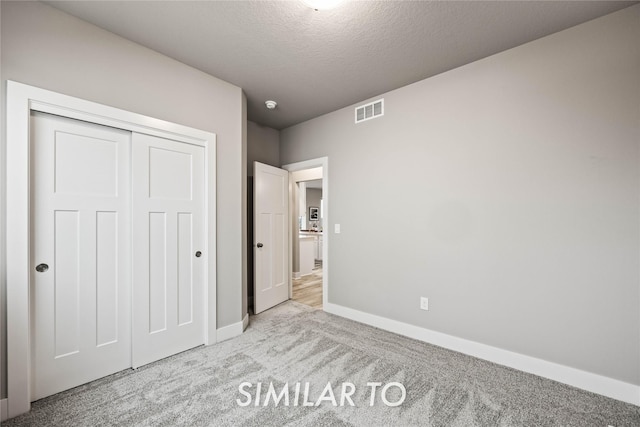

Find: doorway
<box><xmin>282</xmin><ymin>158</ymin><xmax>329</xmax><ymax>310</ymax></box>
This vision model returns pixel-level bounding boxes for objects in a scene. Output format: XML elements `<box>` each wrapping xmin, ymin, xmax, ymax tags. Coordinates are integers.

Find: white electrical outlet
<box><xmin>420</xmin><ymin>297</ymin><xmax>429</xmax><ymax>311</ymax></box>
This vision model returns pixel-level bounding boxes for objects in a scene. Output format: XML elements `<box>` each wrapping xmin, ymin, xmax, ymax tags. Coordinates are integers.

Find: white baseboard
<box><xmin>216</xmin><ymin>315</ymin><xmax>248</xmax><ymax>342</ymax></box>
<box><xmin>293</xmin><ymin>271</ymin><xmax>301</xmax><ymax>279</ymax></box>
<box><xmin>1</xmin><ymin>398</ymin><xmax>8</xmax><ymax>421</ymax></box>
<box><xmin>324</xmin><ymin>302</ymin><xmax>640</xmax><ymax>406</ymax></box>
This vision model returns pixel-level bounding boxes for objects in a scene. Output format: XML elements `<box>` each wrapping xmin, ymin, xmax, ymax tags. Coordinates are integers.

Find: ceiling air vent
<box><xmin>355</xmin><ymin>99</ymin><xmax>384</xmax><ymax>123</ymax></box>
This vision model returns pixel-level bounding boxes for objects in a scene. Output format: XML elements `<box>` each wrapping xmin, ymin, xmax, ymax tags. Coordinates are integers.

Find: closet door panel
<box><xmin>31</xmin><ymin>112</ymin><xmax>131</xmax><ymax>401</ymax></box>
<box><xmin>132</xmin><ymin>133</ymin><xmax>205</xmax><ymax>367</ymax></box>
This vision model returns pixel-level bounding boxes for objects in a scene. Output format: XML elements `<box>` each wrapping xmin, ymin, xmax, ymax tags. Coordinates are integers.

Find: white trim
<box><xmin>28</xmin><ymin>101</ymin><xmax>207</xmax><ymax>147</ymax></box>
<box><xmin>0</xmin><ymin>398</ymin><xmax>8</xmax><ymax>422</ymax></box>
<box><xmin>282</xmin><ymin>157</ymin><xmax>329</xmax><ymax>309</ymax></box>
<box><xmin>205</xmin><ymin>130</ymin><xmax>218</xmax><ymax>347</ymax></box>
<box><xmin>216</xmin><ymin>316</ymin><xmax>247</xmax><ymax>342</ymax></box>
<box><xmin>242</xmin><ymin>313</ymin><xmax>250</xmax><ymax>332</ymax></box>
<box><xmin>324</xmin><ymin>302</ymin><xmax>640</xmax><ymax>406</ymax></box>
<box><xmin>6</xmin><ymin>81</ymin><xmax>217</xmax><ymax>417</ymax></box>
<box><xmin>293</xmin><ymin>271</ymin><xmax>301</xmax><ymax>279</ymax></box>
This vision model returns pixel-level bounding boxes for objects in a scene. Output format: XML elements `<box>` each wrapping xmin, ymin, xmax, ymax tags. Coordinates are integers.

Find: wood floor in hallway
<box><xmin>292</xmin><ymin>261</ymin><xmax>322</xmax><ymax>309</ymax></box>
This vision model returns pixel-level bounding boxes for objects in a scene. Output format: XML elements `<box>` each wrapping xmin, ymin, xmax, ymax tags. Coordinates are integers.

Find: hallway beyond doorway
<box><xmin>292</xmin><ymin>261</ymin><xmax>322</xmax><ymax>309</ymax></box>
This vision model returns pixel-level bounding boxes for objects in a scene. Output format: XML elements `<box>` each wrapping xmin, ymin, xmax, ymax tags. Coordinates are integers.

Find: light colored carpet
<box><xmin>6</xmin><ymin>301</ymin><xmax>640</xmax><ymax>426</ymax></box>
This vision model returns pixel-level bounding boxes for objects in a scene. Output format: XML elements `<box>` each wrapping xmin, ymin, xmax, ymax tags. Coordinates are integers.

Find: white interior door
<box><xmin>254</xmin><ymin>162</ymin><xmax>289</xmax><ymax>314</ymax></box>
<box><xmin>31</xmin><ymin>112</ymin><xmax>131</xmax><ymax>400</ymax></box>
<box><xmin>132</xmin><ymin>133</ymin><xmax>205</xmax><ymax>367</ymax></box>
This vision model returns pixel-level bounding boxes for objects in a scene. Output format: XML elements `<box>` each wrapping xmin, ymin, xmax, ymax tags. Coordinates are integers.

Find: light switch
<box><xmin>334</xmin><ymin>224</ymin><xmax>341</xmax><ymax>234</ymax></box>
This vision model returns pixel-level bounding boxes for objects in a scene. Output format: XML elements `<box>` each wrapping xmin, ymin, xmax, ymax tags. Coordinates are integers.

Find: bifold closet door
<box><xmin>31</xmin><ymin>112</ymin><xmax>132</xmax><ymax>400</ymax></box>
<box><xmin>132</xmin><ymin>133</ymin><xmax>206</xmax><ymax>367</ymax></box>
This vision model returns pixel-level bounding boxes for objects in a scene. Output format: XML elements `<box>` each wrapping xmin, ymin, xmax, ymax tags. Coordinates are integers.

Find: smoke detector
<box><xmin>265</xmin><ymin>100</ymin><xmax>278</xmax><ymax>110</ymax></box>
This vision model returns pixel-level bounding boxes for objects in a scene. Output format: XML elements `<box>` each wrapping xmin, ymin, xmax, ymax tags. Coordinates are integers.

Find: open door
<box><xmin>254</xmin><ymin>162</ymin><xmax>290</xmax><ymax>314</ymax></box>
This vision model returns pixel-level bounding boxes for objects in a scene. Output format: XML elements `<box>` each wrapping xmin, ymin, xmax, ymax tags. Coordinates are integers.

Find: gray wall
<box><xmin>247</xmin><ymin>120</ymin><xmax>280</xmax><ymax>176</ymax></box>
<box><xmin>281</xmin><ymin>5</ymin><xmax>640</xmax><ymax>385</ymax></box>
<box><xmin>0</xmin><ymin>1</ymin><xmax>246</xmax><ymax>397</ymax></box>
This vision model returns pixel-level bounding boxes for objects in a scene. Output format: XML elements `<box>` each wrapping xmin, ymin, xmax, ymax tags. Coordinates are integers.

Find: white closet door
<box><xmin>31</xmin><ymin>112</ymin><xmax>131</xmax><ymax>400</ymax></box>
<box><xmin>132</xmin><ymin>133</ymin><xmax>205</xmax><ymax>367</ymax></box>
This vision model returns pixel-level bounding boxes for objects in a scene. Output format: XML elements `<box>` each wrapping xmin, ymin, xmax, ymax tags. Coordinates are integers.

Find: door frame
<box><xmin>282</xmin><ymin>157</ymin><xmax>329</xmax><ymax>308</ymax></box>
<box><xmin>6</xmin><ymin>81</ymin><xmax>217</xmax><ymax>417</ymax></box>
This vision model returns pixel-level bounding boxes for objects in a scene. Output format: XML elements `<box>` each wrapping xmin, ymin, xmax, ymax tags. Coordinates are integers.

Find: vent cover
<box><xmin>355</xmin><ymin>99</ymin><xmax>384</xmax><ymax>123</ymax></box>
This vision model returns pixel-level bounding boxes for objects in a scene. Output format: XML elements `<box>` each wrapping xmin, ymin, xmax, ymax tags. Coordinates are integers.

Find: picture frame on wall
<box><xmin>309</xmin><ymin>206</ymin><xmax>319</xmax><ymax>221</ymax></box>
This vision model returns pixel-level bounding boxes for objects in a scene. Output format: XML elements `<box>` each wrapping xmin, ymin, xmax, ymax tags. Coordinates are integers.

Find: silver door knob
<box><xmin>257</xmin><ymin>243</ymin><xmax>264</xmax><ymax>248</ymax></box>
<box><xmin>35</xmin><ymin>263</ymin><xmax>49</xmax><ymax>273</ymax></box>
<box><xmin>195</xmin><ymin>251</ymin><xmax>202</xmax><ymax>258</ymax></box>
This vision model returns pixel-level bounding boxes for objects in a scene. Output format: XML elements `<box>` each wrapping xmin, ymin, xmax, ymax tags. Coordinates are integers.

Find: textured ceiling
<box><xmin>46</xmin><ymin>0</ymin><xmax>637</xmax><ymax>130</ymax></box>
